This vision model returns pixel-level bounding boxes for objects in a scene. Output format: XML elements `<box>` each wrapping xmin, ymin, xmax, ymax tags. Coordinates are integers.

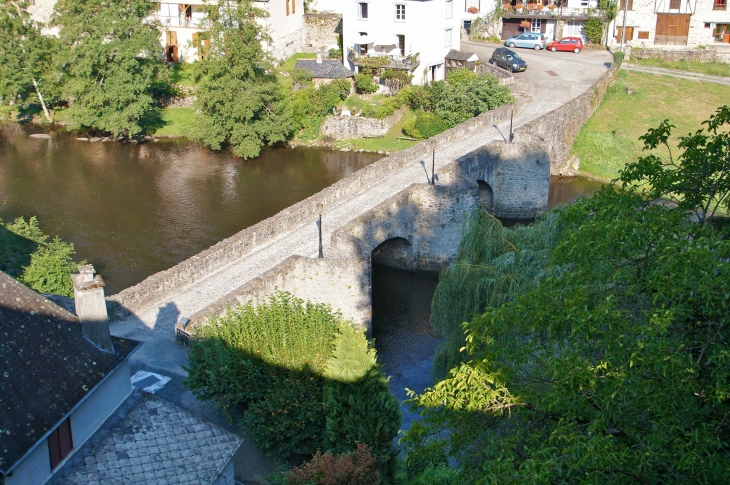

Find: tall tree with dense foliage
<box><xmin>0</xmin><ymin>0</ymin><xmax>58</xmax><ymax>121</ymax></box>
<box><xmin>402</xmin><ymin>109</ymin><xmax>730</xmax><ymax>484</ymax></box>
<box><xmin>53</xmin><ymin>0</ymin><xmax>168</xmax><ymax>136</ymax></box>
<box><xmin>191</xmin><ymin>0</ymin><xmax>292</xmax><ymax>158</ymax></box>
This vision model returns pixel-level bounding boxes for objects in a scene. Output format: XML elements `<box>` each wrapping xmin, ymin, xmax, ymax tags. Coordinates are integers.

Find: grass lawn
<box><xmin>572</xmin><ymin>70</ymin><xmax>730</xmax><ymax>181</ymax></box>
<box><xmin>169</xmin><ymin>63</ymin><xmax>197</xmax><ymax>87</ymax></box>
<box><xmin>629</xmin><ymin>56</ymin><xmax>730</xmax><ymax>78</ymax></box>
<box><xmin>334</xmin><ymin>109</ymin><xmax>418</xmax><ymax>152</ymax></box>
<box><xmin>154</xmin><ymin>108</ymin><xmax>197</xmax><ymax>137</ymax></box>
<box><xmin>279</xmin><ymin>53</ymin><xmax>316</xmax><ymax>73</ymax></box>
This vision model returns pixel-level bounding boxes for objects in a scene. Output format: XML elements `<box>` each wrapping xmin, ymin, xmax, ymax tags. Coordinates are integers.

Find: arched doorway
<box><xmin>477</xmin><ymin>180</ymin><xmax>494</xmax><ymax>210</ymax></box>
<box><xmin>371</xmin><ymin>237</ymin><xmax>415</xmax><ymax>272</ymax></box>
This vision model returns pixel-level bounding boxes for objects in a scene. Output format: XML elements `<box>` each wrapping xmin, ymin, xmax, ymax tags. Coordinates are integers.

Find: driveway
<box><xmin>461</xmin><ymin>39</ymin><xmax>613</xmax><ymax>94</ymax></box>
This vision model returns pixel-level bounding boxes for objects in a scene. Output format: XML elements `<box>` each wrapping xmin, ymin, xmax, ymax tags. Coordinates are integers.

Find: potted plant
<box><xmin>467</xmin><ymin>6</ymin><xmax>479</xmax><ymax>13</ymax></box>
<box><xmin>520</xmin><ymin>19</ymin><xmax>531</xmax><ymax>30</ymax></box>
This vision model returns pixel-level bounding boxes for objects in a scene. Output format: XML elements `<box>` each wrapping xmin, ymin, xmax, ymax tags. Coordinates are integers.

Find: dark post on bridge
<box><xmin>431</xmin><ymin>150</ymin><xmax>435</xmax><ymax>185</ymax></box>
<box><xmin>317</xmin><ymin>202</ymin><xmax>324</xmax><ymax>259</ymax></box>
<box><xmin>509</xmin><ymin>109</ymin><xmax>514</xmax><ymax>143</ymax></box>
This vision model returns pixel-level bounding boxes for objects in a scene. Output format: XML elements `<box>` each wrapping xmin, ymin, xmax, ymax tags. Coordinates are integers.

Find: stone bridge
<box><xmin>109</xmin><ymin>65</ymin><xmax>618</xmax><ymax>336</ymax></box>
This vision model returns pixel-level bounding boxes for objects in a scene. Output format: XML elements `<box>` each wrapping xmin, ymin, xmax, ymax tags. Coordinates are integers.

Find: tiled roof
<box><xmin>295</xmin><ymin>59</ymin><xmax>355</xmax><ymax>79</ymax></box>
<box><xmin>445</xmin><ymin>49</ymin><xmax>478</xmax><ymax>61</ymax></box>
<box><xmin>0</xmin><ymin>272</ymin><xmax>140</xmax><ymax>474</ymax></box>
<box><xmin>50</xmin><ymin>390</ymin><xmax>242</xmax><ymax>485</ymax></box>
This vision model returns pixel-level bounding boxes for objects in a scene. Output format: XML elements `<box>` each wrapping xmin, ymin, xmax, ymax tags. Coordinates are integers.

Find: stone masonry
<box><xmin>632</xmin><ymin>48</ymin><xmax>718</xmax><ymax>62</ymax></box>
<box><xmin>321</xmin><ymin>109</ymin><xmax>404</xmax><ymax>140</ymax></box>
<box><xmin>303</xmin><ymin>13</ymin><xmax>342</xmax><ymax>53</ymax></box>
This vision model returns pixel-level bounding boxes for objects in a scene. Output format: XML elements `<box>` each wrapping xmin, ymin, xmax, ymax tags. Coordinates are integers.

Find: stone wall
<box><xmin>516</xmin><ymin>64</ymin><xmax>619</xmax><ymax>175</ymax></box>
<box><xmin>321</xmin><ymin>109</ymin><xmax>404</xmax><ymax>140</ymax></box>
<box><xmin>110</xmin><ymin>102</ymin><xmax>514</xmax><ymax>314</ymax></box>
<box><xmin>188</xmin><ymin>255</ymin><xmax>371</xmax><ymax>329</ymax></box>
<box><xmin>476</xmin><ymin>62</ymin><xmax>515</xmax><ymax>86</ymax></box>
<box><xmin>303</xmin><ymin>13</ymin><xmax>342</xmax><ymax>53</ymax></box>
<box><xmin>631</xmin><ymin>48</ymin><xmax>717</xmax><ymax>63</ymax></box>
<box><xmin>270</xmin><ymin>28</ymin><xmax>306</xmax><ymax>61</ymax></box>
<box><xmin>160</xmin><ymin>96</ymin><xmax>196</xmax><ymax>108</ymax></box>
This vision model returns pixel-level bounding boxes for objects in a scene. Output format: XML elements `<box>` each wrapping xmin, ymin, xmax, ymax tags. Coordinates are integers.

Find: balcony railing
<box><xmin>347</xmin><ymin>50</ymin><xmax>420</xmax><ymax>71</ymax></box>
<box><xmin>500</xmin><ymin>5</ymin><xmax>603</xmax><ymax>17</ymax></box>
<box><xmin>155</xmin><ymin>15</ymin><xmax>207</xmax><ymax>28</ymax></box>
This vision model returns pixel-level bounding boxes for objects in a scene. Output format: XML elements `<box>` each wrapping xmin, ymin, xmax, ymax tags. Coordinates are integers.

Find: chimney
<box><xmin>316</xmin><ymin>52</ymin><xmax>323</xmax><ymax>64</ymax></box>
<box><xmin>71</xmin><ymin>265</ymin><xmax>113</xmax><ymax>353</ymax></box>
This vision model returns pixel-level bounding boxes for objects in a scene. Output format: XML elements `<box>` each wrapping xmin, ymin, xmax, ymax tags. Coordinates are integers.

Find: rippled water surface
<box><xmin>0</xmin><ymin>124</ymin><xmax>380</xmax><ymax>293</ymax></box>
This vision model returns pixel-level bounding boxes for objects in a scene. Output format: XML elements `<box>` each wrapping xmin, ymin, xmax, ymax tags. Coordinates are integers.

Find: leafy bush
<box><xmin>403</xmin><ymin>111</ymin><xmax>448</xmax><ymax>139</ymax></box>
<box><xmin>355</xmin><ymin>69</ymin><xmax>379</xmax><ymax>94</ymax></box>
<box><xmin>185</xmin><ymin>292</ymin><xmax>400</xmax><ymax>460</ymax></box>
<box><xmin>327</xmin><ymin>48</ymin><xmax>343</xmax><ymax>59</ymax></box>
<box><xmin>445</xmin><ymin>68</ymin><xmax>477</xmax><ymax>86</ymax></box>
<box><xmin>584</xmin><ymin>17</ymin><xmax>604</xmax><ymax>44</ymax></box>
<box><xmin>0</xmin><ymin>216</ymin><xmax>82</xmax><ymax>296</ymax></box>
<box><xmin>613</xmin><ymin>50</ymin><xmax>625</xmax><ymax>67</ymax></box>
<box><xmin>291</xmin><ymin>68</ymin><xmax>313</xmax><ymax>90</ymax></box>
<box><xmin>361</xmin><ymin>88</ymin><xmax>409</xmax><ymax>119</ymax></box>
<box><xmin>285</xmin><ymin>443</ymin><xmax>381</xmax><ymax>485</ymax></box>
<box><xmin>407</xmin><ymin>463</ymin><xmax>457</xmax><ymax>485</ymax></box>
<box><xmin>291</xmin><ymin>79</ymin><xmax>351</xmax><ymax>136</ymax></box>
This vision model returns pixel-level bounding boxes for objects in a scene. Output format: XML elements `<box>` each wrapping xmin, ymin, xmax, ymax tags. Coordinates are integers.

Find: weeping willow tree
<box><xmin>430</xmin><ymin>209</ymin><xmax>562</xmax><ymax>377</ymax></box>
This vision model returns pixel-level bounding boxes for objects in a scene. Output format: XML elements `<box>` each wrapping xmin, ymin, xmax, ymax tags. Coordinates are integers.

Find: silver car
<box><xmin>504</xmin><ymin>33</ymin><xmax>547</xmax><ymax>50</ymax></box>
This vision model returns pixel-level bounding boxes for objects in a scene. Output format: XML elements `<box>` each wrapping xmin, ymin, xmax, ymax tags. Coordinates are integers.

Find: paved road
<box><xmin>110</xmin><ymin>46</ymin><xmax>612</xmax><ymax>484</ymax></box>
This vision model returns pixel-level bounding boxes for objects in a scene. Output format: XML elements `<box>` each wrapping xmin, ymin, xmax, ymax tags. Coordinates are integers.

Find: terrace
<box><xmin>347</xmin><ymin>49</ymin><xmax>420</xmax><ymax>71</ymax></box>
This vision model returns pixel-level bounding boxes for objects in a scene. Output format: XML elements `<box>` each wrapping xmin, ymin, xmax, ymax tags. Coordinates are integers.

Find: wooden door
<box><xmin>501</xmin><ymin>19</ymin><xmax>522</xmax><ymax>40</ymax></box>
<box><xmin>655</xmin><ymin>13</ymin><xmax>690</xmax><ymax>45</ymax></box>
<box><xmin>166</xmin><ymin>31</ymin><xmax>179</xmax><ymax>63</ymax></box>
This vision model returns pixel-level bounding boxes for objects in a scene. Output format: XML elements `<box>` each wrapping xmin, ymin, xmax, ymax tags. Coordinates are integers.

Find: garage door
<box><xmin>564</xmin><ymin>21</ymin><xmax>587</xmax><ymax>43</ymax></box>
<box><xmin>655</xmin><ymin>14</ymin><xmax>691</xmax><ymax>45</ymax></box>
<box><xmin>502</xmin><ymin>19</ymin><xmax>523</xmax><ymax>40</ymax></box>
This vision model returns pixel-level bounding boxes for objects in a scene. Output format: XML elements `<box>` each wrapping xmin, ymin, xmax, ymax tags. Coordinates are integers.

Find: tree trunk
<box><xmin>32</xmin><ymin>78</ymin><xmax>52</xmax><ymax>123</ymax></box>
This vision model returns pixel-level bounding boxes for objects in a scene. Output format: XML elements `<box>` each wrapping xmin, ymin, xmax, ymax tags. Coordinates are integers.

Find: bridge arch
<box><xmin>476</xmin><ymin>179</ymin><xmax>494</xmax><ymax>210</ymax></box>
<box><xmin>371</xmin><ymin>236</ymin><xmax>416</xmax><ymax>272</ymax></box>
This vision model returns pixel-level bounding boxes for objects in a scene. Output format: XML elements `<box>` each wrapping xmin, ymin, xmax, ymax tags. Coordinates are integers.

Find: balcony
<box><xmin>155</xmin><ymin>15</ymin><xmax>208</xmax><ymax>29</ymax></box>
<box><xmin>347</xmin><ymin>50</ymin><xmax>420</xmax><ymax>71</ymax></box>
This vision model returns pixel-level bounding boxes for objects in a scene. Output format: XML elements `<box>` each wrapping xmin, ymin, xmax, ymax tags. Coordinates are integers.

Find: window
<box><xmin>446</xmin><ymin>0</ymin><xmax>453</xmax><ymax>18</ymax></box>
<box><xmin>396</xmin><ymin>4</ymin><xmax>406</xmax><ymax>20</ymax></box>
<box><xmin>445</xmin><ymin>28</ymin><xmax>453</xmax><ymax>47</ymax></box>
<box><xmin>638</xmin><ymin>30</ymin><xmax>649</xmax><ymax>39</ymax></box>
<box><xmin>669</xmin><ymin>0</ymin><xmax>680</xmax><ymax>8</ymax></box>
<box><xmin>619</xmin><ymin>0</ymin><xmax>633</xmax><ymax>9</ymax></box>
<box><xmin>581</xmin><ymin>0</ymin><xmax>589</xmax><ymax>5</ymax></box>
<box><xmin>397</xmin><ymin>34</ymin><xmax>405</xmax><ymax>55</ymax></box>
<box><xmin>358</xmin><ymin>2</ymin><xmax>369</xmax><ymax>18</ymax></box>
<box><xmin>358</xmin><ymin>32</ymin><xmax>369</xmax><ymax>54</ymax></box>
<box><xmin>531</xmin><ymin>18</ymin><xmax>542</xmax><ymax>32</ymax></box>
<box><xmin>49</xmin><ymin>418</ymin><xmax>73</xmax><ymax>470</ymax></box>
<box><xmin>715</xmin><ymin>0</ymin><xmax>726</xmax><ymax>9</ymax></box>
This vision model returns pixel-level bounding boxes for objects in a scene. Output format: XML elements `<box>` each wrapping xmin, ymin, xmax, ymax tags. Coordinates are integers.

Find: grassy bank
<box><xmin>154</xmin><ymin>107</ymin><xmax>196</xmax><ymax>137</ymax></box>
<box><xmin>333</xmin><ymin>109</ymin><xmax>418</xmax><ymax>152</ymax></box>
<box><xmin>629</xmin><ymin>56</ymin><xmax>730</xmax><ymax>78</ymax></box>
<box><xmin>572</xmin><ymin>70</ymin><xmax>730</xmax><ymax>181</ymax></box>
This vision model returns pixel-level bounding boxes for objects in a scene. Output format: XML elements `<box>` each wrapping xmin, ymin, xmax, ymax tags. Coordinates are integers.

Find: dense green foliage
<box><xmin>445</xmin><ymin>68</ymin><xmax>477</xmax><ymax>86</ymax></box>
<box><xmin>53</xmin><ymin>0</ymin><xmax>168</xmax><ymax>136</ymax></box>
<box><xmin>191</xmin><ymin>0</ymin><xmax>291</xmax><ymax>158</ymax></box>
<box><xmin>402</xmin><ymin>111</ymin><xmax>730</xmax><ymax>483</ymax></box>
<box><xmin>584</xmin><ymin>17</ymin><xmax>604</xmax><ymax>44</ymax></box>
<box><xmin>403</xmin><ymin>111</ymin><xmax>448</xmax><ymax>140</ymax></box>
<box><xmin>0</xmin><ymin>217</ymin><xmax>82</xmax><ymax>296</ymax></box>
<box><xmin>0</xmin><ymin>1</ymin><xmax>58</xmax><ymax>121</ymax></box>
<box><xmin>291</xmin><ymin>79</ymin><xmax>350</xmax><ymax>138</ymax></box>
<box><xmin>185</xmin><ymin>292</ymin><xmax>399</xmax><ymax>461</ymax></box>
<box><xmin>355</xmin><ymin>69</ymin><xmax>379</xmax><ymax>94</ymax></box>
<box><xmin>284</xmin><ymin>444</ymin><xmax>381</xmax><ymax>485</ymax></box>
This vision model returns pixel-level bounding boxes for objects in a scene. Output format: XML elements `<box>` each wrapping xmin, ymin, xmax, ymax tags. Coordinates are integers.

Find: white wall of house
<box><xmin>259</xmin><ymin>0</ymin><xmax>306</xmax><ymax>60</ymax></box>
<box><xmin>311</xmin><ymin>0</ymin><xmax>345</xmax><ymax>14</ymax></box>
<box><xmin>342</xmin><ymin>0</ymin><xmax>462</xmax><ymax>85</ymax></box>
<box><xmin>608</xmin><ymin>0</ymin><xmax>730</xmax><ymax>47</ymax></box>
<box><xmin>5</xmin><ymin>360</ymin><xmax>133</xmax><ymax>485</ymax></box>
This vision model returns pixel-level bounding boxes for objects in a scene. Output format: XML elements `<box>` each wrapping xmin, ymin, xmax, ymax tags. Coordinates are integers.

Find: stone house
<box><xmin>444</xmin><ymin>49</ymin><xmax>479</xmax><ymax>75</ymax></box>
<box><xmin>607</xmin><ymin>0</ymin><xmax>730</xmax><ymax>48</ymax></box>
<box><xmin>295</xmin><ymin>53</ymin><xmax>355</xmax><ymax>89</ymax></box>
<box><xmin>0</xmin><ymin>268</ymin><xmax>241</xmax><ymax>485</ymax></box>
<box><xmin>342</xmin><ymin>0</ymin><xmax>463</xmax><ymax>84</ymax></box>
<box><xmin>498</xmin><ymin>0</ymin><xmax>600</xmax><ymax>42</ymax></box>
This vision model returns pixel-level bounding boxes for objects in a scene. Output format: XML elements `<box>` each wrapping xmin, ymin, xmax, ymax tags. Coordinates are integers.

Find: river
<box><xmin>0</xmin><ymin>123</ymin><xmax>603</xmax><ymax>431</ymax></box>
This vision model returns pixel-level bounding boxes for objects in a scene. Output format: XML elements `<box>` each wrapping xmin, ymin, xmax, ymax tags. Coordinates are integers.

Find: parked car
<box><xmin>503</xmin><ymin>33</ymin><xmax>546</xmax><ymax>50</ymax></box>
<box><xmin>547</xmin><ymin>37</ymin><xmax>584</xmax><ymax>53</ymax></box>
<box><xmin>489</xmin><ymin>47</ymin><xmax>527</xmax><ymax>73</ymax></box>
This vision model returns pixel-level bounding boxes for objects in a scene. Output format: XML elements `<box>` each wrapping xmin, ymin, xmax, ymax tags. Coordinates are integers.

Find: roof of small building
<box><xmin>295</xmin><ymin>59</ymin><xmax>355</xmax><ymax>79</ymax></box>
<box><xmin>445</xmin><ymin>49</ymin><xmax>479</xmax><ymax>62</ymax></box>
<box><xmin>0</xmin><ymin>271</ymin><xmax>140</xmax><ymax>474</ymax></box>
<box><xmin>50</xmin><ymin>389</ymin><xmax>243</xmax><ymax>485</ymax></box>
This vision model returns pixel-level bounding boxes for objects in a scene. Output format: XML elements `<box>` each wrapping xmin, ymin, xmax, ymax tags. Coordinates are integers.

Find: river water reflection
<box><xmin>0</xmin><ymin>124</ymin><xmax>380</xmax><ymax>293</ymax></box>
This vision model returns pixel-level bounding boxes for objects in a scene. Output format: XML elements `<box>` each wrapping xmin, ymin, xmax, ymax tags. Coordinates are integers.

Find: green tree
<box><xmin>583</xmin><ymin>17</ymin><xmax>604</xmax><ymax>44</ymax></box>
<box><xmin>402</xmin><ymin>111</ymin><xmax>730</xmax><ymax>483</ymax></box>
<box><xmin>191</xmin><ymin>0</ymin><xmax>291</xmax><ymax>159</ymax></box>
<box><xmin>53</xmin><ymin>0</ymin><xmax>168</xmax><ymax>136</ymax></box>
<box><xmin>0</xmin><ymin>0</ymin><xmax>58</xmax><ymax>121</ymax></box>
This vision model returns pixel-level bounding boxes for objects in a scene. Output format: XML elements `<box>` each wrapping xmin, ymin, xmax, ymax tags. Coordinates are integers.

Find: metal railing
<box><xmin>347</xmin><ymin>50</ymin><xmax>420</xmax><ymax>70</ymax></box>
<box><xmin>155</xmin><ymin>15</ymin><xmax>208</xmax><ymax>28</ymax></box>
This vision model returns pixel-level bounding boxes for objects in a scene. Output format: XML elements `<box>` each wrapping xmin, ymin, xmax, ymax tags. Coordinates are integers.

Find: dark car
<box><xmin>489</xmin><ymin>47</ymin><xmax>527</xmax><ymax>73</ymax></box>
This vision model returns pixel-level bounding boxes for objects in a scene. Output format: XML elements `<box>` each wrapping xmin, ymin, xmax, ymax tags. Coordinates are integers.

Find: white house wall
<box><xmin>259</xmin><ymin>0</ymin><xmax>306</xmax><ymax>60</ymax></box>
<box><xmin>608</xmin><ymin>0</ymin><xmax>730</xmax><ymax>47</ymax></box>
<box><xmin>311</xmin><ymin>0</ymin><xmax>345</xmax><ymax>14</ymax></box>
<box><xmin>342</xmin><ymin>0</ymin><xmax>462</xmax><ymax>85</ymax></box>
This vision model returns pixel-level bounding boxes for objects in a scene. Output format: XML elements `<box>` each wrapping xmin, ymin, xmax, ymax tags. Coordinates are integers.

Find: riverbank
<box><xmin>572</xmin><ymin>69</ymin><xmax>730</xmax><ymax>182</ymax></box>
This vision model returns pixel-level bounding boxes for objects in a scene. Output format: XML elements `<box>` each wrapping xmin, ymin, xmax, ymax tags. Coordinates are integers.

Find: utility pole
<box><xmin>620</xmin><ymin>0</ymin><xmax>628</xmax><ymax>50</ymax></box>
<box><xmin>431</xmin><ymin>150</ymin><xmax>435</xmax><ymax>185</ymax></box>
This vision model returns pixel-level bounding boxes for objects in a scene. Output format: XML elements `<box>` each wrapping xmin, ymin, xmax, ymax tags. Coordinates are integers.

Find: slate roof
<box><xmin>445</xmin><ymin>49</ymin><xmax>478</xmax><ymax>61</ymax></box>
<box><xmin>295</xmin><ymin>59</ymin><xmax>355</xmax><ymax>79</ymax></box>
<box><xmin>50</xmin><ymin>389</ymin><xmax>242</xmax><ymax>485</ymax></box>
<box><xmin>0</xmin><ymin>271</ymin><xmax>140</xmax><ymax>474</ymax></box>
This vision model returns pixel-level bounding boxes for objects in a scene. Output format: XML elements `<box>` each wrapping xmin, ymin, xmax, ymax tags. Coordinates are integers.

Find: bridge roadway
<box><xmin>111</xmin><ymin>49</ymin><xmax>612</xmax><ymax>346</ymax></box>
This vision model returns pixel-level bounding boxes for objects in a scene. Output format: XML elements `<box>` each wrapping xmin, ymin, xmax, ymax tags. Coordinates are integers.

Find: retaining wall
<box><xmin>303</xmin><ymin>13</ymin><xmax>342</xmax><ymax>53</ymax></box>
<box><xmin>516</xmin><ymin>64</ymin><xmax>619</xmax><ymax>175</ymax></box>
<box><xmin>110</xmin><ymin>102</ymin><xmax>515</xmax><ymax>314</ymax></box>
<box><xmin>188</xmin><ymin>255</ymin><xmax>371</xmax><ymax>329</ymax></box>
<box><xmin>321</xmin><ymin>109</ymin><xmax>404</xmax><ymax>140</ymax></box>
<box><xmin>632</xmin><ymin>48</ymin><xmax>717</xmax><ymax>63</ymax></box>
<box><xmin>476</xmin><ymin>62</ymin><xmax>515</xmax><ymax>86</ymax></box>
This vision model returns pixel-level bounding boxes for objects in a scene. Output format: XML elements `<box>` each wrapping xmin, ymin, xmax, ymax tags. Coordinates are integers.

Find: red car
<box><xmin>547</xmin><ymin>37</ymin><xmax>583</xmax><ymax>53</ymax></box>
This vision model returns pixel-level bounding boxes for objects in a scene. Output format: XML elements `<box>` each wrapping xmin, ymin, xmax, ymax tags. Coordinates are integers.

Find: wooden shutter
<box><xmin>292</xmin><ymin>0</ymin><xmax>295</xmax><ymax>14</ymax></box>
<box><xmin>655</xmin><ymin>13</ymin><xmax>690</xmax><ymax>45</ymax></box>
<box><xmin>286</xmin><ymin>0</ymin><xmax>289</xmax><ymax>16</ymax></box>
<box><xmin>49</xmin><ymin>418</ymin><xmax>73</xmax><ymax>470</ymax></box>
